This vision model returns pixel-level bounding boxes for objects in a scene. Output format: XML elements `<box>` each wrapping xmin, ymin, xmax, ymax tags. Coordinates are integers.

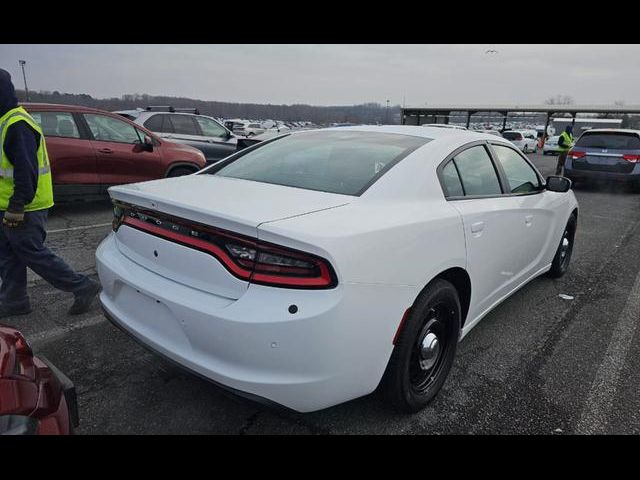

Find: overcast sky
<box><xmin>0</xmin><ymin>44</ymin><xmax>638</xmax><ymax>107</ymax></box>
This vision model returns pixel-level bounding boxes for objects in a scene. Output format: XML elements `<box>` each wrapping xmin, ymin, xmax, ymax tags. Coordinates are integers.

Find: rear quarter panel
<box><xmin>257</xmin><ymin>198</ymin><xmax>466</xmax><ymax>304</ymax></box>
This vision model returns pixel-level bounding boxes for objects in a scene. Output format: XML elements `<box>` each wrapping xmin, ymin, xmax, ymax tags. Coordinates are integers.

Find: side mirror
<box><xmin>546</xmin><ymin>175</ymin><xmax>571</xmax><ymax>193</ymax></box>
<box><xmin>142</xmin><ymin>135</ymin><xmax>154</xmax><ymax>152</ymax></box>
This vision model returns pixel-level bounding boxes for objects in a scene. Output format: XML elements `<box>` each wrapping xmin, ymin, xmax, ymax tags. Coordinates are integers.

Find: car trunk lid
<box><xmin>108</xmin><ymin>175</ymin><xmax>350</xmax><ymax>299</ymax></box>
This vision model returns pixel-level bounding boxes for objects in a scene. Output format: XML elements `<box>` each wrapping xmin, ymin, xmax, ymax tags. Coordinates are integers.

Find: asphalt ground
<box><xmin>5</xmin><ymin>152</ymin><xmax>640</xmax><ymax>434</ymax></box>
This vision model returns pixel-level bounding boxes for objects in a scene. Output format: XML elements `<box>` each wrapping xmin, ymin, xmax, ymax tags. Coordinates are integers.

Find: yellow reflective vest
<box><xmin>0</xmin><ymin>106</ymin><xmax>54</xmax><ymax>211</ymax></box>
<box><xmin>559</xmin><ymin>131</ymin><xmax>574</xmax><ymax>152</ymax></box>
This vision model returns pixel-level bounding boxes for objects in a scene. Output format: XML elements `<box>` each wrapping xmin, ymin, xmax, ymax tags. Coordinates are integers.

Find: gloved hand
<box><xmin>3</xmin><ymin>210</ymin><xmax>25</xmax><ymax>228</ymax></box>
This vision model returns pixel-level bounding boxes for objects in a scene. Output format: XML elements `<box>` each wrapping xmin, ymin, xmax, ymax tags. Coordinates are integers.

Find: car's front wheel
<box><xmin>548</xmin><ymin>214</ymin><xmax>577</xmax><ymax>278</ymax></box>
<box><xmin>381</xmin><ymin>278</ymin><xmax>461</xmax><ymax>413</ymax></box>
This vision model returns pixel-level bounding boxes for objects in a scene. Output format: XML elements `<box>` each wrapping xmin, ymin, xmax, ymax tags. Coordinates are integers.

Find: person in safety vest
<box><xmin>555</xmin><ymin>125</ymin><xmax>575</xmax><ymax>175</ymax></box>
<box><xmin>0</xmin><ymin>69</ymin><xmax>100</xmax><ymax>318</ymax></box>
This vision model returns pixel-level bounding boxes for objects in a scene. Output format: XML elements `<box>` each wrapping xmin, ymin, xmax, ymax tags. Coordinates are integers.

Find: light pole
<box><xmin>385</xmin><ymin>99</ymin><xmax>390</xmax><ymax>124</ymax></box>
<box><xmin>18</xmin><ymin>60</ymin><xmax>29</xmax><ymax>102</ymax></box>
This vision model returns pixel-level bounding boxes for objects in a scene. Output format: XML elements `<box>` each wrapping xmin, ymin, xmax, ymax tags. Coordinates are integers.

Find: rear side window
<box><xmin>451</xmin><ymin>145</ymin><xmax>502</xmax><ymax>196</ymax></box>
<box><xmin>143</xmin><ymin>114</ymin><xmax>169</xmax><ymax>133</ymax></box>
<box><xmin>492</xmin><ymin>145</ymin><xmax>541</xmax><ymax>194</ymax></box>
<box><xmin>30</xmin><ymin>111</ymin><xmax>80</xmax><ymax>139</ymax></box>
<box><xmin>211</xmin><ymin>131</ymin><xmax>429</xmax><ymax>195</ymax></box>
<box><xmin>441</xmin><ymin>161</ymin><xmax>464</xmax><ymax>197</ymax></box>
<box><xmin>576</xmin><ymin>132</ymin><xmax>640</xmax><ymax>149</ymax></box>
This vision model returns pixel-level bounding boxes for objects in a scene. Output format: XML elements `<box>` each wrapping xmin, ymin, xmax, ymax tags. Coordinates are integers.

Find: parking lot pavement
<box><xmin>6</xmin><ymin>152</ymin><xmax>640</xmax><ymax>434</ymax></box>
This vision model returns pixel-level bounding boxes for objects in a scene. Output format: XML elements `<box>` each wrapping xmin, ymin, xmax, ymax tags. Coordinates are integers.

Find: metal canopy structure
<box><xmin>401</xmin><ymin>104</ymin><xmax>640</xmax><ymax>144</ymax></box>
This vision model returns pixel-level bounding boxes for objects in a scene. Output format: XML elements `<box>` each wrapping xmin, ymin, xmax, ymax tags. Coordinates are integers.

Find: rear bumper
<box><xmin>96</xmin><ymin>234</ymin><xmax>415</xmax><ymax>412</ymax></box>
<box><xmin>564</xmin><ymin>163</ymin><xmax>640</xmax><ymax>182</ymax></box>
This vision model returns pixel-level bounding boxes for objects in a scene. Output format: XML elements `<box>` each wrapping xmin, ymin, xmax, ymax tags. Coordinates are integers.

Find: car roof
<box><xmin>579</xmin><ymin>128</ymin><xmax>640</xmax><ymax>135</ymax></box>
<box><xmin>22</xmin><ymin>102</ymin><xmax>109</xmax><ymax>114</ymax></box>
<box><xmin>312</xmin><ymin>125</ymin><xmax>512</xmax><ymax>152</ymax></box>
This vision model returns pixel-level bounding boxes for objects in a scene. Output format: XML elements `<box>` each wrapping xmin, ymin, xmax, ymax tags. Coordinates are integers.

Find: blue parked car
<box><xmin>564</xmin><ymin>129</ymin><xmax>640</xmax><ymax>189</ymax></box>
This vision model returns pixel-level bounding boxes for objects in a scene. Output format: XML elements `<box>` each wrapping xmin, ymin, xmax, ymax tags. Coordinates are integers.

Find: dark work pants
<box><xmin>0</xmin><ymin>209</ymin><xmax>90</xmax><ymax>308</ymax></box>
<box><xmin>555</xmin><ymin>151</ymin><xmax>569</xmax><ymax>175</ymax></box>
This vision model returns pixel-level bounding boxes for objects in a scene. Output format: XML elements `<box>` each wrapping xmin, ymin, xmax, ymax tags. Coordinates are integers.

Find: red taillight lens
<box><xmin>623</xmin><ymin>154</ymin><xmax>640</xmax><ymax>163</ymax></box>
<box><xmin>569</xmin><ymin>150</ymin><xmax>586</xmax><ymax>159</ymax></box>
<box><xmin>118</xmin><ymin>204</ymin><xmax>337</xmax><ymax>289</ymax></box>
<box><xmin>14</xmin><ymin>333</ymin><xmax>32</xmax><ymax>355</ymax></box>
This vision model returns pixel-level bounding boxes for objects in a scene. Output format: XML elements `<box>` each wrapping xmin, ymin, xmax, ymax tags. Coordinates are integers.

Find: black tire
<box><xmin>167</xmin><ymin>167</ymin><xmax>196</xmax><ymax>178</ymax></box>
<box><xmin>548</xmin><ymin>214</ymin><xmax>577</xmax><ymax>278</ymax></box>
<box><xmin>381</xmin><ymin>279</ymin><xmax>461</xmax><ymax>413</ymax></box>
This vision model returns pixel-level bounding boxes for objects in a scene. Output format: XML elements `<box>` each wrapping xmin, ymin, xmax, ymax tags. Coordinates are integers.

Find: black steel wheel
<box><xmin>548</xmin><ymin>214</ymin><xmax>577</xmax><ymax>278</ymax></box>
<box><xmin>381</xmin><ymin>279</ymin><xmax>461</xmax><ymax>413</ymax></box>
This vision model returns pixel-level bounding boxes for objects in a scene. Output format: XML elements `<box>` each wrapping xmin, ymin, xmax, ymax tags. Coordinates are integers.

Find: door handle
<box><xmin>471</xmin><ymin>221</ymin><xmax>485</xmax><ymax>234</ymax></box>
<box><xmin>97</xmin><ymin>148</ymin><xmax>113</xmax><ymax>154</ymax></box>
<box><xmin>525</xmin><ymin>215</ymin><xmax>533</xmax><ymax>226</ymax></box>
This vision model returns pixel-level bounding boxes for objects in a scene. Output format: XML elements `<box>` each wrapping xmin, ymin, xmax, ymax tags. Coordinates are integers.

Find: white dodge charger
<box><xmin>96</xmin><ymin>126</ymin><xmax>578</xmax><ymax>413</ymax></box>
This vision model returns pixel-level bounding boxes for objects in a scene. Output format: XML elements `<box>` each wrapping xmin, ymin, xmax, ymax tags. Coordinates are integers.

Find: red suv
<box><xmin>22</xmin><ymin>103</ymin><xmax>207</xmax><ymax>200</ymax></box>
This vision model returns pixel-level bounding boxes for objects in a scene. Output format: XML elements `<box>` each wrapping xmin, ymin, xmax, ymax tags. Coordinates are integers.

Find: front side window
<box><xmin>195</xmin><ymin>116</ymin><xmax>227</xmax><ymax>138</ymax></box>
<box><xmin>30</xmin><ymin>111</ymin><xmax>81</xmax><ymax>139</ymax></box>
<box><xmin>452</xmin><ymin>145</ymin><xmax>502</xmax><ymax>196</ymax></box>
<box><xmin>84</xmin><ymin>114</ymin><xmax>142</xmax><ymax>144</ymax></box>
<box><xmin>210</xmin><ymin>131</ymin><xmax>429</xmax><ymax>195</ymax></box>
<box><xmin>492</xmin><ymin>144</ymin><xmax>541</xmax><ymax>194</ymax></box>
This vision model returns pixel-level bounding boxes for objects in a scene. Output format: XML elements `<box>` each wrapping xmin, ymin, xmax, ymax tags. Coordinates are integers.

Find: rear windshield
<box><xmin>502</xmin><ymin>131</ymin><xmax>523</xmax><ymax>141</ymax></box>
<box><xmin>208</xmin><ymin>131</ymin><xmax>430</xmax><ymax>195</ymax></box>
<box><xmin>576</xmin><ymin>132</ymin><xmax>640</xmax><ymax>149</ymax></box>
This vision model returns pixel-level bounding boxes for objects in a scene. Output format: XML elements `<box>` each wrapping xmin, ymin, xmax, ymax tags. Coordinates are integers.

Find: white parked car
<box><xmin>543</xmin><ymin>135</ymin><xmax>562</xmax><ymax>155</ymax></box>
<box><xmin>96</xmin><ymin>126</ymin><xmax>578</xmax><ymax>413</ymax></box>
<box><xmin>501</xmin><ymin>130</ymin><xmax>539</xmax><ymax>153</ymax></box>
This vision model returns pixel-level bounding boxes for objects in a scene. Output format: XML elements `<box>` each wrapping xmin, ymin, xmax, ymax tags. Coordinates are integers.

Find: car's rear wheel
<box><xmin>381</xmin><ymin>279</ymin><xmax>461</xmax><ymax>413</ymax></box>
<box><xmin>167</xmin><ymin>167</ymin><xmax>196</xmax><ymax>178</ymax></box>
<box><xmin>548</xmin><ymin>214</ymin><xmax>577</xmax><ymax>278</ymax></box>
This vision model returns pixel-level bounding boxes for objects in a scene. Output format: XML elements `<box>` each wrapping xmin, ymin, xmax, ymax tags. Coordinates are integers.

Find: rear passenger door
<box><xmin>438</xmin><ymin>142</ymin><xmax>535</xmax><ymax>327</ymax></box>
<box><xmin>28</xmin><ymin>110</ymin><xmax>99</xmax><ymax>196</ymax></box>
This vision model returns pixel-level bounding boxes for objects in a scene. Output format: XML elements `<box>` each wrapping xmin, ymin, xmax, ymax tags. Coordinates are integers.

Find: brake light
<box><xmin>569</xmin><ymin>150</ymin><xmax>586</xmax><ymax>159</ymax></box>
<box><xmin>14</xmin><ymin>333</ymin><xmax>32</xmax><ymax>355</ymax></box>
<box><xmin>623</xmin><ymin>154</ymin><xmax>640</xmax><ymax>163</ymax></box>
<box><xmin>115</xmin><ymin>203</ymin><xmax>337</xmax><ymax>289</ymax></box>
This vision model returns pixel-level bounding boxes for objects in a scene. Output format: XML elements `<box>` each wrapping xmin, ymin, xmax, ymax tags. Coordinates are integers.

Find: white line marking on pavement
<box><xmin>47</xmin><ymin>223</ymin><xmax>112</xmax><ymax>234</ymax></box>
<box><xmin>575</xmin><ymin>268</ymin><xmax>640</xmax><ymax>434</ymax></box>
<box><xmin>29</xmin><ymin>314</ymin><xmax>107</xmax><ymax>348</ymax></box>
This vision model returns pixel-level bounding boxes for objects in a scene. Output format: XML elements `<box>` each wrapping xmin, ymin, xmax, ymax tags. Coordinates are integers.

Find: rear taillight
<box><xmin>14</xmin><ymin>333</ymin><xmax>32</xmax><ymax>355</ymax></box>
<box><xmin>569</xmin><ymin>150</ymin><xmax>586</xmax><ymax>159</ymax></box>
<box><xmin>623</xmin><ymin>154</ymin><xmax>640</xmax><ymax>163</ymax></box>
<box><xmin>114</xmin><ymin>202</ymin><xmax>337</xmax><ymax>289</ymax></box>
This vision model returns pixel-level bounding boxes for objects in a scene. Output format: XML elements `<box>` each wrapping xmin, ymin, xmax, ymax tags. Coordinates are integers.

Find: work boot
<box><xmin>0</xmin><ymin>302</ymin><xmax>33</xmax><ymax>319</ymax></box>
<box><xmin>68</xmin><ymin>279</ymin><xmax>101</xmax><ymax>315</ymax></box>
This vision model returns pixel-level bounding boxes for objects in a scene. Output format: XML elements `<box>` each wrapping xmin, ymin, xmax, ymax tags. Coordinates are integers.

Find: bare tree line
<box><xmin>17</xmin><ymin>90</ymin><xmax>402</xmax><ymax>125</ymax></box>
